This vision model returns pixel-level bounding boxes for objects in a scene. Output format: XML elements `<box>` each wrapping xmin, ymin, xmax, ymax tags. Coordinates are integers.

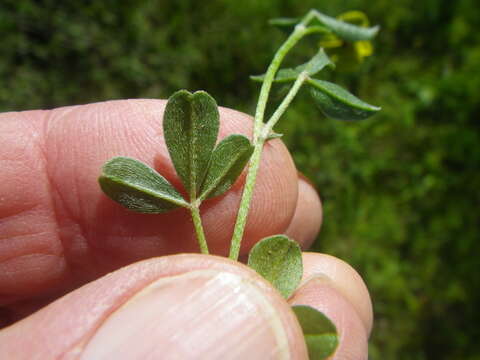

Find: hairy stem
<box><xmin>229</xmin><ymin>25</ymin><xmax>322</xmax><ymax>260</ymax></box>
<box><xmin>228</xmin><ymin>143</ymin><xmax>263</xmax><ymax>259</ymax></box>
<box><xmin>263</xmin><ymin>72</ymin><xmax>308</xmax><ymax>136</ymax></box>
<box><xmin>191</xmin><ymin>205</ymin><xmax>209</xmax><ymax>254</ymax></box>
<box><xmin>252</xmin><ymin>25</ymin><xmax>319</xmax><ymax>142</ymax></box>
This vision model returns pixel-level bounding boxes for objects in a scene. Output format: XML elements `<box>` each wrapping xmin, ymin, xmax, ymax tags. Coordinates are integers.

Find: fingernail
<box><xmin>299</xmin><ymin>273</ymin><xmax>331</xmax><ymax>288</ymax></box>
<box><xmin>80</xmin><ymin>270</ymin><xmax>291</xmax><ymax>359</ymax></box>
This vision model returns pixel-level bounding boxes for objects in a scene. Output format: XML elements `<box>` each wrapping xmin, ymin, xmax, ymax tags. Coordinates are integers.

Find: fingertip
<box><xmin>289</xmin><ymin>280</ymin><xmax>369</xmax><ymax>360</ymax></box>
<box><xmin>284</xmin><ymin>173</ymin><xmax>323</xmax><ymax>249</ymax></box>
<box><xmin>300</xmin><ymin>253</ymin><xmax>373</xmax><ymax>335</ymax></box>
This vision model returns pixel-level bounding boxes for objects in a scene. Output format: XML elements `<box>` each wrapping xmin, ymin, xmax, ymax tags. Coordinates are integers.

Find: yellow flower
<box><xmin>319</xmin><ymin>11</ymin><xmax>374</xmax><ymax>67</ymax></box>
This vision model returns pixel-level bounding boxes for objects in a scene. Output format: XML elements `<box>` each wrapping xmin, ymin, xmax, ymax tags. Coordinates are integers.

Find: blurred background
<box><xmin>1</xmin><ymin>0</ymin><xmax>479</xmax><ymax>358</ymax></box>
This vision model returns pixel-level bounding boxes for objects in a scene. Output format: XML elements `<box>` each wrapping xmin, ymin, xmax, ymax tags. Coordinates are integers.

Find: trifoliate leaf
<box><xmin>250</xmin><ymin>48</ymin><xmax>334</xmax><ymax>83</ymax></box>
<box><xmin>99</xmin><ymin>157</ymin><xmax>188</xmax><ymax>213</ymax></box>
<box><xmin>199</xmin><ymin>135</ymin><xmax>254</xmax><ymax>200</ymax></box>
<box><xmin>247</xmin><ymin>235</ymin><xmax>303</xmax><ymax>299</ymax></box>
<box><xmin>312</xmin><ymin>10</ymin><xmax>379</xmax><ymax>41</ymax></box>
<box><xmin>163</xmin><ymin>90</ymin><xmax>219</xmax><ymax>199</ymax></box>
<box><xmin>292</xmin><ymin>305</ymin><xmax>339</xmax><ymax>360</ymax></box>
<box><xmin>308</xmin><ymin>78</ymin><xmax>381</xmax><ymax>120</ymax></box>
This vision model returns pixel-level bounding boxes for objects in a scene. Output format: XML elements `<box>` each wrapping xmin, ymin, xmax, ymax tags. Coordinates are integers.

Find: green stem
<box><xmin>300</xmin><ymin>9</ymin><xmax>317</xmax><ymax>26</ymax></box>
<box><xmin>228</xmin><ymin>143</ymin><xmax>263</xmax><ymax>259</ymax></box>
<box><xmin>228</xmin><ymin>75</ymin><xmax>307</xmax><ymax>260</ymax></box>
<box><xmin>252</xmin><ymin>26</ymin><xmax>303</xmax><ymax>141</ymax></box>
<box><xmin>229</xmin><ymin>25</ymin><xmax>322</xmax><ymax>260</ymax></box>
<box><xmin>252</xmin><ymin>25</ymin><xmax>322</xmax><ymax>142</ymax></box>
<box><xmin>191</xmin><ymin>205</ymin><xmax>209</xmax><ymax>254</ymax></box>
<box><xmin>263</xmin><ymin>72</ymin><xmax>308</xmax><ymax>136</ymax></box>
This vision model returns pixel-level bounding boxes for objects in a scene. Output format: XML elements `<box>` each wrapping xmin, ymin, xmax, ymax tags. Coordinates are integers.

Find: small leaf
<box><xmin>292</xmin><ymin>305</ymin><xmax>339</xmax><ymax>360</ymax></box>
<box><xmin>308</xmin><ymin>78</ymin><xmax>381</xmax><ymax>120</ymax></box>
<box><xmin>247</xmin><ymin>235</ymin><xmax>302</xmax><ymax>299</ymax></box>
<box><xmin>251</xmin><ymin>48</ymin><xmax>334</xmax><ymax>83</ymax></box>
<box><xmin>266</xmin><ymin>131</ymin><xmax>283</xmax><ymax>141</ymax></box>
<box><xmin>268</xmin><ymin>17</ymin><xmax>300</xmax><ymax>27</ymax></box>
<box><xmin>199</xmin><ymin>135</ymin><xmax>254</xmax><ymax>200</ymax></box>
<box><xmin>312</xmin><ymin>10</ymin><xmax>379</xmax><ymax>41</ymax></box>
<box><xmin>163</xmin><ymin>90</ymin><xmax>219</xmax><ymax>199</ymax></box>
<box><xmin>99</xmin><ymin>157</ymin><xmax>188</xmax><ymax>213</ymax></box>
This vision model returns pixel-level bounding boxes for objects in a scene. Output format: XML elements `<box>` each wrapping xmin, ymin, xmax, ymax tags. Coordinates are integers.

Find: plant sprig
<box><xmin>229</xmin><ymin>10</ymin><xmax>380</xmax><ymax>260</ymax></box>
<box><xmin>99</xmin><ymin>9</ymin><xmax>380</xmax><ymax>359</ymax></box>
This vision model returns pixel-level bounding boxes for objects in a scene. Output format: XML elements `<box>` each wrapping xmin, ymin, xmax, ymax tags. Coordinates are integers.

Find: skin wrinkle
<box><xmin>0</xmin><ymin>230</ymin><xmax>55</xmax><ymax>262</ymax></box>
<box><xmin>0</xmin><ymin>254</ymin><xmax>67</xmax><ymax>308</ymax></box>
<box><xmin>0</xmin><ymin>204</ymin><xmax>41</xmax><ymax>231</ymax></box>
<box><xmin>0</xmin><ymin>252</ymin><xmax>63</xmax><ymax>269</ymax></box>
<box><xmin>0</xmin><ymin>231</ymin><xmax>50</xmax><ymax>247</ymax></box>
<box><xmin>0</xmin><ymin>112</ymin><xmax>66</xmax><ymax>304</ymax></box>
<box><xmin>71</xmin><ymin>105</ymin><xmax>113</xmax><ymax>276</ymax></box>
<box><xmin>41</xmin><ymin>110</ymin><xmax>76</xmax><ymax>289</ymax></box>
<box><xmin>0</xmin><ymin>208</ymin><xmax>64</xmax><ymax>286</ymax></box>
<box><xmin>43</xmin><ymin>105</ymin><xmax>111</xmax><ymax>284</ymax></box>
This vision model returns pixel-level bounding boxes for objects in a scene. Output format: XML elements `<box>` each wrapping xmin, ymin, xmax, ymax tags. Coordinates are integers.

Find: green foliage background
<box><xmin>1</xmin><ymin>0</ymin><xmax>479</xmax><ymax>358</ymax></box>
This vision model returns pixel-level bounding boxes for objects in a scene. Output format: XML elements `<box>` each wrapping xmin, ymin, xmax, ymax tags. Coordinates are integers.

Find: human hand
<box><xmin>0</xmin><ymin>100</ymin><xmax>372</xmax><ymax>359</ymax></box>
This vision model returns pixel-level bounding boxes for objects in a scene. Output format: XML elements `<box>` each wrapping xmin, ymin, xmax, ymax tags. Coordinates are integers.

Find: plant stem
<box><xmin>263</xmin><ymin>72</ymin><xmax>308</xmax><ymax>136</ymax></box>
<box><xmin>252</xmin><ymin>25</ymin><xmax>314</xmax><ymax>142</ymax></box>
<box><xmin>228</xmin><ymin>143</ymin><xmax>262</xmax><ymax>260</ymax></box>
<box><xmin>191</xmin><ymin>205</ymin><xmax>209</xmax><ymax>254</ymax></box>
<box><xmin>229</xmin><ymin>25</ymin><xmax>322</xmax><ymax>260</ymax></box>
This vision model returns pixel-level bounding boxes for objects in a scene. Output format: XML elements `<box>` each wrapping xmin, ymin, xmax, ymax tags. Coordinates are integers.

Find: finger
<box><xmin>289</xmin><ymin>253</ymin><xmax>373</xmax><ymax>360</ymax></box>
<box><xmin>0</xmin><ymin>254</ymin><xmax>308</xmax><ymax>359</ymax></box>
<box><xmin>299</xmin><ymin>253</ymin><xmax>373</xmax><ymax>333</ymax></box>
<box><xmin>284</xmin><ymin>173</ymin><xmax>323</xmax><ymax>249</ymax></box>
<box><xmin>0</xmin><ymin>99</ymin><xmax>325</xmax><ymax>307</ymax></box>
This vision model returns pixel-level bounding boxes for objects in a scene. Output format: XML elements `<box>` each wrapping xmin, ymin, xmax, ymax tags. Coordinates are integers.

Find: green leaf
<box><xmin>268</xmin><ymin>17</ymin><xmax>300</xmax><ymax>27</ymax></box>
<box><xmin>99</xmin><ymin>157</ymin><xmax>188</xmax><ymax>213</ymax></box>
<box><xmin>308</xmin><ymin>78</ymin><xmax>381</xmax><ymax>120</ymax></box>
<box><xmin>312</xmin><ymin>11</ymin><xmax>379</xmax><ymax>41</ymax></box>
<box><xmin>247</xmin><ymin>235</ymin><xmax>302</xmax><ymax>299</ymax></box>
<box><xmin>292</xmin><ymin>305</ymin><xmax>339</xmax><ymax>360</ymax></box>
<box><xmin>199</xmin><ymin>135</ymin><xmax>254</xmax><ymax>200</ymax></box>
<box><xmin>251</xmin><ymin>48</ymin><xmax>334</xmax><ymax>83</ymax></box>
<box><xmin>163</xmin><ymin>90</ymin><xmax>219</xmax><ymax>199</ymax></box>
<box><xmin>269</xmin><ymin>12</ymin><xmax>379</xmax><ymax>41</ymax></box>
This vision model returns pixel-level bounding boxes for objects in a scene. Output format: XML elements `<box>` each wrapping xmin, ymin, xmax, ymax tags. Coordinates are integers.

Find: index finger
<box><xmin>0</xmin><ymin>99</ymin><xmax>319</xmax><ymax>312</ymax></box>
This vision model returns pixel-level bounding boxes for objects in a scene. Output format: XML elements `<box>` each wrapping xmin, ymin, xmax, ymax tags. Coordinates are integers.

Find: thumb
<box><xmin>0</xmin><ymin>255</ymin><xmax>307</xmax><ymax>359</ymax></box>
